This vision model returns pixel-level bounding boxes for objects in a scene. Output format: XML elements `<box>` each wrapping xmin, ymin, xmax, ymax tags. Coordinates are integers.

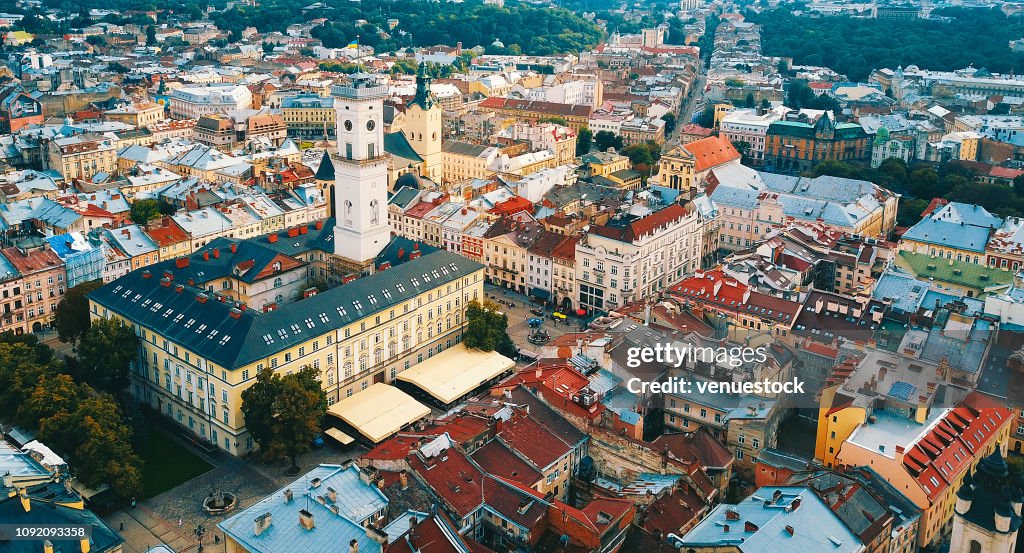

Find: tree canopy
<box><xmin>208</xmin><ymin>0</ymin><xmax>602</xmax><ymax>56</ymax></box>
<box><xmin>749</xmin><ymin>7</ymin><xmax>1024</xmax><ymax>81</ymax></box>
<box><xmin>463</xmin><ymin>300</ymin><xmax>517</xmax><ymax>359</ymax></box>
<box><xmin>240</xmin><ymin>366</ymin><xmax>327</xmax><ymax>471</ymax></box>
<box><xmin>54</xmin><ymin>279</ymin><xmax>103</xmax><ymax>346</ymax></box>
<box><xmin>0</xmin><ymin>333</ymin><xmax>142</xmax><ymax>500</ymax></box>
<box><xmin>75</xmin><ymin>317</ymin><xmax>139</xmax><ymax>394</ymax></box>
<box><xmin>129</xmin><ymin>198</ymin><xmax>175</xmax><ymax>225</ymax></box>
<box><xmin>576</xmin><ymin>127</ymin><xmax>593</xmax><ymax>157</ymax></box>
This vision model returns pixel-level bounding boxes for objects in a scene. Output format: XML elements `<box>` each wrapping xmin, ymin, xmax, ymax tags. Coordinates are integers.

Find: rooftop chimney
<box><xmin>283</xmin><ymin>489</ymin><xmax>293</xmax><ymax>503</ymax></box>
<box><xmin>327</xmin><ymin>487</ymin><xmax>337</xmax><ymax>503</ymax></box>
<box><xmin>43</xmin><ymin>541</ymin><xmax>54</xmax><ymax>553</ymax></box>
<box><xmin>213</xmin><ymin>248</ymin><xmax>220</xmax><ymax>259</ymax></box>
<box><xmin>299</xmin><ymin>509</ymin><xmax>315</xmax><ymax>530</ymax></box>
<box><xmin>230</xmin><ymin>243</ymin><xmax>238</xmax><ymax>253</ymax></box>
<box><xmin>176</xmin><ymin>257</ymin><xmax>190</xmax><ymax>269</ymax></box>
<box><xmin>268</xmin><ymin>233</ymin><xmax>279</xmax><ymax>243</ymax></box>
<box><xmin>18</xmin><ymin>488</ymin><xmax>29</xmax><ymax>512</ymax></box>
<box><xmin>349</xmin><ymin>539</ymin><xmax>359</xmax><ymax>553</ymax></box>
<box><xmin>400</xmin><ymin>469</ymin><xmax>409</xmax><ymax>490</ymax></box>
<box><xmin>784</xmin><ymin>525</ymin><xmax>794</xmax><ymax>536</ymax></box>
<box><xmin>142</xmin><ymin>270</ymin><xmax>152</xmax><ymax>279</ymax></box>
<box><xmin>254</xmin><ymin>513</ymin><xmax>273</xmax><ymax>536</ymax></box>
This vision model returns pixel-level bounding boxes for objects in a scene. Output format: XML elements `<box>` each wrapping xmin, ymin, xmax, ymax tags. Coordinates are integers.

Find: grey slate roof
<box><xmin>89</xmin><ymin>247</ymin><xmax>483</xmax><ymax>370</ymax></box>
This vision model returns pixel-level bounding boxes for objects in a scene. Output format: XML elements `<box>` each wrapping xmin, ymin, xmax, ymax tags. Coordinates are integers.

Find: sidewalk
<box><xmin>105</xmin><ymin>504</ymin><xmax>200</xmax><ymax>553</ymax></box>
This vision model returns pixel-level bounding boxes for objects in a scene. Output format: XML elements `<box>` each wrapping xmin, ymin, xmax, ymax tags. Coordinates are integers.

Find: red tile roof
<box><xmin>669</xmin><ymin>270</ymin><xmax>802</xmax><ymax>325</ymax></box>
<box><xmin>651</xmin><ymin>429</ymin><xmax>734</xmax><ymax>471</ymax></box>
<box><xmin>471</xmin><ymin>440</ymin><xmax>543</xmax><ymax>487</ymax></box>
<box><xmin>589</xmin><ymin>202</ymin><xmax>693</xmax><ymax>243</ymax></box>
<box><xmin>641</xmin><ymin>487</ymin><xmax>710</xmax><ymax>536</ymax></box>
<box><xmin>498</xmin><ymin>411</ymin><xmax>572</xmax><ymax>469</ymax></box>
<box><xmin>146</xmin><ymin>217</ymin><xmax>189</xmax><ymax>247</ymax></box>
<box><xmin>682</xmin><ymin>135</ymin><xmax>741</xmax><ymax>173</ymax></box>
<box><xmin>902</xmin><ymin>391</ymin><xmax>1011</xmax><ymax>503</ymax></box>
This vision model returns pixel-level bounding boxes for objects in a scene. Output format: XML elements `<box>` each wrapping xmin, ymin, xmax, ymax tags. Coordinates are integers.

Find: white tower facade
<box><xmin>331</xmin><ymin>74</ymin><xmax>391</xmax><ymax>266</ymax></box>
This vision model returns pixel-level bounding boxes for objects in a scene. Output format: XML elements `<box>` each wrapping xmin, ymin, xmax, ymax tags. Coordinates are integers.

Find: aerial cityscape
<box><xmin>3</xmin><ymin>0</ymin><xmax>1024</xmax><ymax>552</ymax></box>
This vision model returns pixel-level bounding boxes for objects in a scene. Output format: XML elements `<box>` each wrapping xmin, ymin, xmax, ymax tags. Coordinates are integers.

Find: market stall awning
<box><xmin>326</xmin><ymin>384</ymin><xmax>430</xmax><ymax>443</ymax></box>
<box><xmin>397</xmin><ymin>344</ymin><xmax>515</xmax><ymax>404</ymax></box>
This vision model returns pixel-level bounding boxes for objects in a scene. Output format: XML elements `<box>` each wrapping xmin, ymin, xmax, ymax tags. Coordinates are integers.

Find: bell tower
<box><xmin>403</xmin><ymin>65</ymin><xmax>443</xmax><ymax>182</ymax></box>
<box><xmin>331</xmin><ymin>73</ymin><xmax>391</xmax><ymax>267</ymax></box>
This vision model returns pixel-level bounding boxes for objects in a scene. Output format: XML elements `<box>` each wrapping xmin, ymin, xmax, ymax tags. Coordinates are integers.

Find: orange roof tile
<box><xmin>682</xmin><ymin>135</ymin><xmax>741</xmax><ymax>173</ymax></box>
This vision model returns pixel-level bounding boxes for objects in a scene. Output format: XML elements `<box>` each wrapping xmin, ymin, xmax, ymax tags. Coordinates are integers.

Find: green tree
<box><xmin>0</xmin><ymin>340</ymin><xmax>56</xmax><ymax>419</ymax></box>
<box><xmin>146</xmin><ymin>25</ymin><xmax>156</xmax><ymax>46</ymax></box>
<box><xmin>54</xmin><ymin>280</ymin><xmax>104</xmax><ymax>347</ymax></box>
<box><xmin>733</xmin><ymin>140</ymin><xmax>752</xmax><ymax>161</ymax></box>
<box><xmin>620</xmin><ymin>141</ymin><xmax>662</xmax><ymax>177</ymax></box>
<box><xmin>576</xmin><ymin>127</ymin><xmax>593</xmax><ymax>156</ymax></box>
<box><xmin>16</xmin><ymin>373</ymin><xmax>87</xmax><ymax>429</ymax></box>
<box><xmin>594</xmin><ymin>130</ymin><xmax>623</xmax><ymax>152</ymax></box>
<box><xmin>1014</xmin><ymin>174</ymin><xmax>1024</xmax><ymax>197</ymax></box>
<box><xmin>745</xmin><ymin>92</ymin><xmax>755</xmax><ymax>108</ymax></box>
<box><xmin>38</xmin><ymin>395</ymin><xmax>143</xmax><ymax>499</ymax></box>
<box><xmin>76</xmin><ymin>318</ymin><xmax>139</xmax><ymax>394</ymax></box>
<box><xmin>539</xmin><ymin>116</ymin><xmax>567</xmax><ymax>126</ymax></box>
<box><xmin>661</xmin><ymin>113</ymin><xmax>677</xmax><ymax>135</ymax></box>
<box><xmin>463</xmin><ymin>300</ymin><xmax>516</xmax><ymax>358</ymax></box>
<box><xmin>130</xmin><ymin>199</ymin><xmax>162</xmax><ymax>224</ymax></box>
<box><xmin>240</xmin><ymin>366</ymin><xmax>326</xmax><ymax>471</ymax></box>
<box><xmin>697</xmin><ymin>105</ymin><xmax>716</xmax><ymax>129</ymax></box>
<box><xmin>273</xmin><ymin>367</ymin><xmax>327</xmax><ymax>472</ymax></box>
<box><xmin>240</xmin><ymin>367</ymin><xmax>280</xmax><ymax>461</ymax></box>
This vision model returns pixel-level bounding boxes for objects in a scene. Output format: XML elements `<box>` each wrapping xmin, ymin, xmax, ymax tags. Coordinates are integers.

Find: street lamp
<box><xmin>195</xmin><ymin>523</ymin><xmax>205</xmax><ymax>553</ymax></box>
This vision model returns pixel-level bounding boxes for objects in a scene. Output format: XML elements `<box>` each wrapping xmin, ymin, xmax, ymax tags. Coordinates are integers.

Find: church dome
<box><xmin>491</xmin><ymin>38</ymin><xmax>505</xmax><ymax>48</ymax></box>
<box><xmin>395</xmin><ymin>170</ymin><xmax>424</xmax><ymax>190</ymax></box>
<box><xmin>874</xmin><ymin>126</ymin><xmax>890</xmax><ymax>144</ymax></box>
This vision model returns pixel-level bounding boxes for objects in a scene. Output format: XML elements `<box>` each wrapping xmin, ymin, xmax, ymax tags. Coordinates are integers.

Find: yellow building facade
<box><xmin>88</xmin><ymin>247</ymin><xmax>485</xmax><ymax>456</ymax></box>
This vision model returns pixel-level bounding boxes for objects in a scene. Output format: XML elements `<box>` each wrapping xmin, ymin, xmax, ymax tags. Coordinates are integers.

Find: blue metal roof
<box><xmin>218</xmin><ymin>464</ymin><xmax>385</xmax><ymax>553</ymax></box>
<box><xmin>887</xmin><ymin>380</ymin><xmax>917</xmax><ymax>401</ymax></box>
<box><xmin>901</xmin><ymin>218</ymin><xmax>992</xmax><ymax>253</ymax></box>
<box><xmin>677</xmin><ymin>487</ymin><xmax>863</xmax><ymax>552</ymax></box>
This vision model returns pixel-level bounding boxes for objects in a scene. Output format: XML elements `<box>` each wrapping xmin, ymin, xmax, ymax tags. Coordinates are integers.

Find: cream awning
<box><xmin>326</xmin><ymin>383</ymin><xmax>430</xmax><ymax>443</ymax></box>
<box><xmin>396</xmin><ymin>344</ymin><xmax>515</xmax><ymax>404</ymax></box>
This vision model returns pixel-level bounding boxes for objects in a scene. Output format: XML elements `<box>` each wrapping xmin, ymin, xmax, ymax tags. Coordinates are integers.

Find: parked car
<box><xmin>530</xmin><ymin>308</ymin><xmax>544</xmax><ymax>316</ymax></box>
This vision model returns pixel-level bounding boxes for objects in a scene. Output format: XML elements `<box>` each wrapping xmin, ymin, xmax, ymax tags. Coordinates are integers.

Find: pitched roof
<box><xmin>588</xmin><ymin>202</ymin><xmax>693</xmax><ymax>243</ymax></box>
<box><xmin>89</xmin><ymin>247</ymin><xmax>483</xmax><ymax>370</ymax></box>
<box><xmin>681</xmin><ymin>135</ymin><xmax>741</xmax><ymax>172</ymax></box>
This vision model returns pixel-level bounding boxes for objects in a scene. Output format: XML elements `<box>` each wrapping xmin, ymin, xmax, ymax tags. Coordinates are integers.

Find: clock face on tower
<box><xmin>366</xmin><ymin>119</ymin><xmax>375</xmax><ymax>131</ymax></box>
<box><xmin>344</xmin><ymin>120</ymin><xmax>353</xmax><ymax>131</ymax></box>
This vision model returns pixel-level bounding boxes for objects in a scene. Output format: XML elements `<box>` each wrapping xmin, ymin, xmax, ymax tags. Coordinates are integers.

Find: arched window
<box><xmin>273</xmin><ymin>277</ymin><xmax>283</xmax><ymax>288</ymax></box>
<box><xmin>969</xmin><ymin>541</ymin><xmax>982</xmax><ymax>553</ymax></box>
<box><xmin>403</xmin><ymin>336</ymin><xmax>411</xmax><ymax>351</ymax></box>
<box><xmin>359</xmin><ymin>355</ymin><xmax>367</xmax><ymax>372</ymax></box>
<box><xmin>343</xmin><ymin>362</ymin><xmax>353</xmax><ymax>379</ymax></box>
<box><xmin>370</xmin><ymin>199</ymin><xmax>380</xmax><ymax>225</ymax></box>
<box><xmin>344</xmin><ymin>200</ymin><xmax>353</xmax><ymax>226</ymax></box>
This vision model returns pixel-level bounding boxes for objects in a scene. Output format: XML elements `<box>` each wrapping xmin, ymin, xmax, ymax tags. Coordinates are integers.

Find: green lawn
<box><xmin>137</xmin><ymin>432</ymin><xmax>214</xmax><ymax>498</ymax></box>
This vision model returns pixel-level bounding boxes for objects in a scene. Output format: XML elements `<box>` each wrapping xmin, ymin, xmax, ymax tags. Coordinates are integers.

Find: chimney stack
<box><xmin>254</xmin><ymin>513</ymin><xmax>273</xmax><ymax>536</ymax></box>
<box><xmin>299</xmin><ymin>509</ymin><xmax>315</xmax><ymax>530</ymax></box>
<box><xmin>43</xmin><ymin>541</ymin><xmax>54</xmax><ymax>553</ymax></box>
<box><xmin>327</xmin><ymin>487</ymin><xmax>337</xmax><ymax>503</ymax></box>
<box><xmin>18</xmin><ymin>488</ymin><xmax>29</xmax><ymax>512</ymax></box>
<box><xmin>349</xmin><ymin>539</ymin><xmax>359</xmax><ymax>553</ymax></box>
<box><xmin>283</xmin><ymin>489</ymin><xmax>293</xmax><ymax>503</ymax></box>
<box><xmin>399</xmin><ymin>469</ymin><xmax>409</xmax><ymax>490</ymax></box>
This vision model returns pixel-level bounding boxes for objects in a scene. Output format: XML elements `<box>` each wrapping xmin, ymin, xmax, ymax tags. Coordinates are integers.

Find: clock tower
<box><xmin>331</xmin><ymin>73</ymin><xmax>392</xmax><ymax>268</ymax></box>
